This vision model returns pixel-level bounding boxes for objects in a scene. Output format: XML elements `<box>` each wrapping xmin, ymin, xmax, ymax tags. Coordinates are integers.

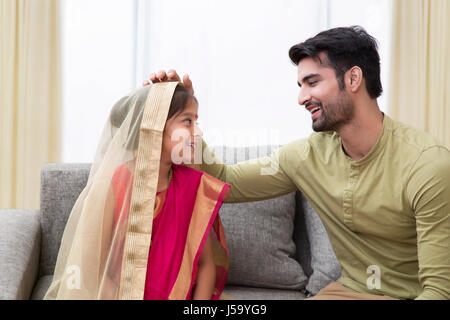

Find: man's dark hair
<box><xmin>289</xmin><ymin>26</ymin><xmax>382</xmax><ymax>99</ymax></box>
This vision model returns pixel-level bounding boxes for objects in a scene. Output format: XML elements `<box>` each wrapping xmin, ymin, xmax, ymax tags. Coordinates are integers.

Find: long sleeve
<box><xmin>407</xmin><ymin>147</ymin><xmax>450</xmax><ymax>300</ymax></box>
<box><xmin>197</xmin><ymin>140</ymin><xmax>297</xmax><ymax>203</ymax></box>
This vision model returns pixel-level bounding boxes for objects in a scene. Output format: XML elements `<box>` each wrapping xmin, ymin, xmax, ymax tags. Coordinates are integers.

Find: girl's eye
<box><xmin>183</xmin><ymin>119</ymin><xmax>192</xmax><ymax>124</ymax></box>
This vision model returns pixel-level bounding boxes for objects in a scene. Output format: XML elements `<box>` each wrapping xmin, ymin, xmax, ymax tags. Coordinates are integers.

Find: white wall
<box><xmin>328</xmin><ymin>0</ymin><xmax>393</xmax><ymax>112</ymax></box>
<box><xmin>62</xmin><ymin>0</ymin><xmax>393</xmax><ymax>161</ymax></box>
<box><xmin>137</xmin><ymin>0</ymin><xmax>327</xmax><ymax>148</ymax></box>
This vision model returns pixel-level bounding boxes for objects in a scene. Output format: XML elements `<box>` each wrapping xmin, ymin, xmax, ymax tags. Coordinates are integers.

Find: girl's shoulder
<box><xmin>174</xmin><ymin>164</ymin><xmax>225</xmax><ymax>185</ymax></box>
<box><xmin>112</xmin><ymin>161</ymin><xmax>134</xmax><ymax>186</ymax></box>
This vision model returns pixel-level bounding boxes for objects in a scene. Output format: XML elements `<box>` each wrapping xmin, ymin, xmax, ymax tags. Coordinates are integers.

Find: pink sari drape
<box><xmin>112</xmin><ymin>164</ymin><xmax>230</xmax><ymax>300</ymax></box>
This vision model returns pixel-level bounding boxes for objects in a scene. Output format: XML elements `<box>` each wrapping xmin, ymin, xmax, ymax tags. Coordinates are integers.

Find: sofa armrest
<box><xmin>0</xmin><ymin>210</ymin><xmax>41</xmax><ymax>300</ymax></box>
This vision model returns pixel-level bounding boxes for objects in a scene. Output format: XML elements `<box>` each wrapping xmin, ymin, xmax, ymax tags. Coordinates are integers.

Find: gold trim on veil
<box><xmin>119</xmin><ymin>82</ymin><xmax>178</xmax><ymax>299</ymax></box>
<box><xmin>45</xmin><ymin>82</ymin><xmax>179</xmax><ymax>299</ymax></box>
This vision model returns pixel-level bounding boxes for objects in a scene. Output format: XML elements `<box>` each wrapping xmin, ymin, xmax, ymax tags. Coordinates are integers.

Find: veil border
<box><xmin>119</xmin><ymin>82</ymin><xmax>179</xmax><ymax>300</ymax></box>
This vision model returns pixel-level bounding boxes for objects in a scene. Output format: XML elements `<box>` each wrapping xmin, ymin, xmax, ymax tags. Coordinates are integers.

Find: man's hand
<box><xmin>143</xmin><ymin>69</ymin><xmax>194</xmax><ymax>95</ymax></box>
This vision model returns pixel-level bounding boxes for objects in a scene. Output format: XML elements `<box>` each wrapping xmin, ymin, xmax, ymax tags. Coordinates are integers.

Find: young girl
<box><xmin>45</xmin><ymin>82</ymin><xmax>230</xmax><ymax>300</ymax></box>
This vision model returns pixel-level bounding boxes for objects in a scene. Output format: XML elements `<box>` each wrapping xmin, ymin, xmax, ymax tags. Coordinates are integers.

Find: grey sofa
<box><xmin>0</xmin><ymin>146</ymin><xmax>341</xmax><ymax>300</ymax></box>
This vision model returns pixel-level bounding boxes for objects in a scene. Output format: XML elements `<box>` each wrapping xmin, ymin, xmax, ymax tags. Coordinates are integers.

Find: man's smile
<box><xmin>305</xmin><ymin>102</ymin><xmax>323</xmax><ymax>120</ymax></box>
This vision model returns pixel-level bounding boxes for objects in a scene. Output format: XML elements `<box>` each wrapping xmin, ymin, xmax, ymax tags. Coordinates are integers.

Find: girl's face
<box><xmin>161</xmin><ymin>98</ymin><xmax>203</xmax><ymax>165</ymax></box>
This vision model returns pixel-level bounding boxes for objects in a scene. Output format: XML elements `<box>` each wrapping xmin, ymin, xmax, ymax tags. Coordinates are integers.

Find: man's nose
<box><xmin>298</xmin><ymin>87</ymin><xmax>311</xmax><ymax>106</ymax></box>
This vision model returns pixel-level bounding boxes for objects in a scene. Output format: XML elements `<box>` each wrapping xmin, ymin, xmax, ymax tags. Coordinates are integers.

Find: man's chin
<box><xmin>312</xmin><ymin>116</ymin><xmax>337</xmax><ymax>132</ymax></box>
<box><xmin>312</xmin><ymin>120</ymin><xmax>326</xmax><ymax>132</ymax></box>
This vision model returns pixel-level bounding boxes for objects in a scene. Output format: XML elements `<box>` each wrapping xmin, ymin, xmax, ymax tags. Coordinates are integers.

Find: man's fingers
<box><xmin>149</xmin><ymin>73</ymin><xmax>158</xmax><ymax>83</ymax></box>
<box><xmin>149</xmin><ymin>70</ymin><xmax>171</xmax><ymax>84</ymax></box>
<box><xmin>157</xmin><ymin>70</ymin><xmax>168</xmax><ymax>81</ymax></box>
<box><xmin>182</xmin><ymin>74</ymin><xmax>194</xmax><ymax>95</ymax></box>
<box><xmin>146</xmin><ymin>70</ymin><xmax>192</xmax><ymax>93</ymax></box>
<box><xmin>167</xmin><ymin>69</ymin><xmax>181</xmax><ymax>81</ymax></box>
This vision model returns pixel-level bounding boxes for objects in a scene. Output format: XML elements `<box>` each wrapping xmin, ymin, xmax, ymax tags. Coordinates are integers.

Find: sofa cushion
<box><xmin>30</xmin><ymin>275</ymin><xmax>53</xmax><ymax>300</ymax></box>
<box><xmin>297</xmin><ymin>193</ymin><xmax>341</xmax><ymax>294</ymax></box>
<box><xmin>209</xmin><ymin>145</ymin><xmax>307</xmax><ymax>290</ymax></box>
<box><xmin>220</xmin><ymin>193</ymin><xmax>307</xmax><ymax>290</ymax></box>
<box><xmin>40</xmin><ymin>163</ymin><xmax>91</xmax><ymax>277</ymax></box>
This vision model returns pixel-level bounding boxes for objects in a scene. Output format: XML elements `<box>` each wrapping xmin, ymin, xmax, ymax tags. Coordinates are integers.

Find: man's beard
<box><xmin>312</xmin><ymin>92</ymin><xmax>354</xmax><ymax>132</ymax></box>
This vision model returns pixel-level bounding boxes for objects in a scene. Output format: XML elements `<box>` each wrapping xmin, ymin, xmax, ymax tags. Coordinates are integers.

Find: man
<box><xmin>147</xmin><ymin>26</ymin><xmax>450</xmax><ymax>300</ymax></box>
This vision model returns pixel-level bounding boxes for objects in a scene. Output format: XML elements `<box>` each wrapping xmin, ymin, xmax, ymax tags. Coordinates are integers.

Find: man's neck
<box><xmin>336</xmin><ymin>104</ymin><xmax>384</xmax><ymax>161</ymax></box>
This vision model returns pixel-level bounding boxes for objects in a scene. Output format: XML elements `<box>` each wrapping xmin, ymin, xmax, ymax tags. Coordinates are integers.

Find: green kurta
<box><xmin>199</xmin><ymin>115</ymin><xmax>450</xmax><ymax>300</ymax></box>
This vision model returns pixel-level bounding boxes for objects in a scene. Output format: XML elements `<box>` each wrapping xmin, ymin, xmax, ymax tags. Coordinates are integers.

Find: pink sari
<box><xmin>112</xmin><ymin>164</ymin><xmax>230</xmax><ymax>300</ymax></box>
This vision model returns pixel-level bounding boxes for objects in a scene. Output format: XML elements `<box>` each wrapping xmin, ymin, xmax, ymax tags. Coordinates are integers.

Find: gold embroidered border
<box><xmin>119</xmin><ymin>82</ymin><xmax>179</xmax><ymax>300</ymax></box>
<box><xmin>168</xmin><ymin>174</ymin><xmax>226</xmax><ymax>299</ymax></box>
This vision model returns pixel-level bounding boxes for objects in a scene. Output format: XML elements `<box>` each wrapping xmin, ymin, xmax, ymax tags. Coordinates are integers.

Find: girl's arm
<box><xmin>193</xmin><ymin>234</ymin><xmax>216</xmax><ymax>300</ymax></box>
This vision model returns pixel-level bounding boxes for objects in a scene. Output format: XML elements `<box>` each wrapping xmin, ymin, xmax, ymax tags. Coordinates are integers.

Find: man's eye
<box><xmin>309</xmin><ymin>80</ymin><xmax>318</xmax><ymax>86</ymax></box>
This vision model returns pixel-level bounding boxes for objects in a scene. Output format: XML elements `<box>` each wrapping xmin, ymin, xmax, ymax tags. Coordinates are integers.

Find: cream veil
<box><xmin>45</xmin><ymin>82</ymin><xmax>180</xmax><ymax>299</ymax></box>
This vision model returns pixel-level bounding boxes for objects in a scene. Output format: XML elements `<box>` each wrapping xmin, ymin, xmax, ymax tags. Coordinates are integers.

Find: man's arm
<box><xmin>196</xmin><ymin>140</ymin><xmax>297</xmax><ymax>203</ymax></box>
<box><xmin>407</xmin><ymin>147</ymin><xmax>450</xmax><ymax>300</ymax></box>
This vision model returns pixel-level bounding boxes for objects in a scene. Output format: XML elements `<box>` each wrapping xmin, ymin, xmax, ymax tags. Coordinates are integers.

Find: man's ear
<box><xmin>347</xmin><ymin>66</ymin><xmax>363</xmax><ymax>93</ymax></box>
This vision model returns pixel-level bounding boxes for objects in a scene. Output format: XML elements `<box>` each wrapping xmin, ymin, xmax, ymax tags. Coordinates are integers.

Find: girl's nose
<box><xmin>194</xmin><ymin>123</ymin><xmax>203</xmax><ymax>137</ymax></box>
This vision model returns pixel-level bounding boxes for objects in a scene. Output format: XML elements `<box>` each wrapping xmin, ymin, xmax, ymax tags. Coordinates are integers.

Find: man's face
<box><xmin>297</xmin><ymin>54</ymin><xmax>354</xmax><ymax>132</ymax></box>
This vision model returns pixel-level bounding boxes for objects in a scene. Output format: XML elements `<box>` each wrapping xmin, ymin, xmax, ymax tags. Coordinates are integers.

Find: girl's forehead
<box><xmin>171</xmin><ymin>98</ymin><xmax>199</xmax><ymax>120</ymax></box>
<box><xmin>185</xmin><ymin>99</ymin><xmax>199</xmax><ymax>115</ymax></box>
<box><xmin>175</xmin><ymin>110</ymin><xmax>198</xmax><ymax>119</ymax></box>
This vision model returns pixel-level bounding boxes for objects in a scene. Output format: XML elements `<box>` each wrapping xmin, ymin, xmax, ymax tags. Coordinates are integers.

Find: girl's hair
<box><xmin>109</xmin><ymin>84</ymin><xmax>197</xmax><ymax>151</ymax></box>
<box><xmin>168</xmin><ymin>85</ymin><xmax>197</xmax><ymax>120</ymax></box>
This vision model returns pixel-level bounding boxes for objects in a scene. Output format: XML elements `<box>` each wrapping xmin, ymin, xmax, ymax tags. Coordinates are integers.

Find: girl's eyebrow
<box><xmin>179</xmin><ymin>112</ymin><xmax>198</xmax><ymax>119</ymax></box>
